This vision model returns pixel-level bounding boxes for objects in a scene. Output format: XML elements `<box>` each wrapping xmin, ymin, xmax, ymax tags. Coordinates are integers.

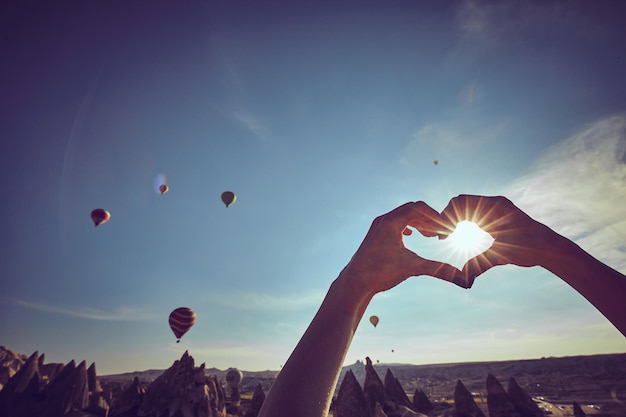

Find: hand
<box><xmin>439</xmin><ymin>194</ymin><xmax>561</xmax><ymax>288</ymax></box>
<box><xmin>343</xmin><ymin>201</ymin><xmax>466</xmax><ymax>296</ymax></box>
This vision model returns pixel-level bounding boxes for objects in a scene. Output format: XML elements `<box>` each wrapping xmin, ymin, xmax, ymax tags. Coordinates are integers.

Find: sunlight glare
<box><xmin>446</xmin><ymin>221</ymin><xmax>494</xmax><ymax>256</ymax></box>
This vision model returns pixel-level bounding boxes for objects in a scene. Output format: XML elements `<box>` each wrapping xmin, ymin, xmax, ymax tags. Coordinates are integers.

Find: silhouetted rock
<box><xmin>506</xmin><ymin>377</ymin><xmax>542</xmax><ymax>417</ymax></box>
<box><xmin>383</xmin><ymin>369</ymin><xmax>413</xmax><ymax>410</ymax></box>
<box><xmin>243</xmin><ymin>384</ymin><xmax>265</xmax><ymax>417</ymax></box>
<box><xmin>573</xmin><ymin>401</ymin><xmax>586</xmax><ymax>417</ymax></box>
<box><xmin>88</xmin><ymin>363</ymin><xmax>102</xmax><ymax>393</ymax></box>
<box><xmin>109</xmin><ymin>377</ymin><xmax>145</xmax><ymax>416</ymax></box>
<box><xmin>0</xmin><ymin>346</ymin><xmax>27</xmax><ymax>385</ymax></box>
<box><xmin>373</xmin><ymin>402</ymin><xmax>388</xmax><ymax>417</ymax></box>
<box><xmin>412</xmin><ymin>389</ymin><xmax>433</xmax><ymax>414</ymax></box>
<box><xmin>334</xmin><ymin>370</ymin><xmax>370</xmax><ymax>417</ymax></box>
<box><xmin>364</xmin><ymin>357</ymin><xmax>388</xmax><ymax>414</ymax></box>
<box><xmin>486</xmin><ymin>374</ymin><xmax>519</xmax><ymax>417</ymax></box>
<box><xmin>40</xmin><ymin>360</ymin><xmax>90</xmax><ymax>417</ymax></box>
<box><xmin>137</xmin><ymin>351</ymin><xmax>225</xmax><ymax>417</ymax></box>
<box><xmin>453</xmin><ymin>380</ymin><xmax>485</xmax><ymax>417</ymax></box>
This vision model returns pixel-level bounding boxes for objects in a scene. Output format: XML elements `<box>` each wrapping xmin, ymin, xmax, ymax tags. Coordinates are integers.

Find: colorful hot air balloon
<box><xmin>221</xmin><ymin>191</ymin><xmax>236</xmax><ymax>207</ymax></box>
<box><xmin>91</xmin><ymin>209</ymin><xmax>110</xmax><ymax>227</ymax></box>
<box><xmin>369</xmin><ymin>315</ymin><xmax>379</xmax><ymax>328</ymax></box>
<box><xmin>159</xmin><ymin>184</ymin><xmax>169</xmax><ymax>195</ymax></box>
<box><xmin>169</xmin><ymin>307</ymin><xmax>196</xmax><ymax>342</ymax></box>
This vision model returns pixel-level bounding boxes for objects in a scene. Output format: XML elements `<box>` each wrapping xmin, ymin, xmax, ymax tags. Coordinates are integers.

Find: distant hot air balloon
<box><xmin>91</xmin><ymin>209</ymin><xmax>110</xmax><ymax>227</ymax></box>
<box><xmin>402</xmin><ymin>227</ymin><xmax>413</xmax><ymax>236</ymax></box>
<box><xmin>433</xmin><ymin>160</ymin><xmax>439</xmax><ymax>165</ymax></box>
<box><xmin>369</xmin><ymin>315</ymin><xmax>379</xmax><ymax>328</ymax></box>
<box><xmin>221</xmin><ymin>191</ymin><xmax>236</xmax><ymax>207</ymax></box>
<box><xmin>169</xmin><ymin>307</ymin><xmax>196</xmax><ymax>342</ymax></box>
<box><xmin>159</xmin><ymin>184</ymin><xmax>169</xmax><ymax>195</ymax></box>
<box><xmin>225</xmin><ymin>368</ymin><xmax>243</xmax><ymax>389</ymax></box>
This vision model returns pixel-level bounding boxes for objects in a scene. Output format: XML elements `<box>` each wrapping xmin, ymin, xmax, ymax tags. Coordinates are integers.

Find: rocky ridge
<box><xmin>1</xmin><ymin>347</ymin><xmax>625</xmax><ymax>417</ymax></box>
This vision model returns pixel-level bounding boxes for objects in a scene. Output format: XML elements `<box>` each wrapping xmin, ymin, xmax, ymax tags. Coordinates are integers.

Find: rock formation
<box><xmin>453</xmin><ymin>379</ymin><xmax>485</xmax><ymax>417</ymax></box>
<box><xmin>573</xmin><ymin>401</ymin><xmax>586</xmax><ymax>417</ymax></box>
<box><xmin>363</xmin><ymin>357</ymin><xmax>389</xmax><ymax>413</ymax></box>
<box><xmin>384</xmin><ymin>369</ymin><xmax>413</xmax><ymax>410</ymax></box>
<box><xmin>333</xmin><ymin>359</ymin><xmax>429</xmax><ymax>417</ymax></box>
<box><xmin>109</xmin><ymin>376</ymin><xmax>145</xmax><ymax>417</ymax></box>
<box><xmin>0</xmin><ymin>347</ymin><xmax>573</xmax><ymax>417</ymax></box>
<box><xmin>334</xmin><ymin>370</ymin><xmax>370</xmax><ymax>417</ymax></box>
<box><xmin>243</xmin><ymin>384</ymin><xmax>265</xmax><ymax>417</ymax></box>
<box><xmin>506</xmin><ymin>377</ymin><xmax>542</xmax><ymax>417</ymax></box>
<box><xmin>486</xmin><ymin>374</ymin><xmax>519</xmax><ymax>417</ymax></box>
<box><xmin>137</xmin><ymin>351</ymin><xmax>226</xmax><ymax>417</ymax></box>
<box><xmin>412</xmin><ymin>389</ymin><xmax>433</xmax><ymax>414</ymax></box>
<box><xmin>0</xmin><ymin>347</ymin><xmax>27</xmax><ymax>390</ymax></box>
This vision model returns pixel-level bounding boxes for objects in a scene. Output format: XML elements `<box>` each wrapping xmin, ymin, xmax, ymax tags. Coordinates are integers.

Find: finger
<box><xmin>413</xmin><ymin>256</ymin><xmax>466</xmax><ymax>287</ymax></box>
<box><xmin>461</xmin><ymin>249</ymin><xmax>502</xmax><ymax>280</ymax></box>
<box><xmin>406</xmin><ymin>201</ymin><xmax>448</xmax><ymax>237</ymax></box>
<box><xmin>439</xmin><ymin>194</ymin><xmax>473</xmax><ymax>237</ymax></box>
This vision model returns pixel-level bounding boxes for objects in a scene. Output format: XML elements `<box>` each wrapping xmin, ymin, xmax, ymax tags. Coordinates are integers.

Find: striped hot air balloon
<box><xmin>168</xmin><ymin>307</ymin><xmax>196</xmax><ymax>342</ymax></box>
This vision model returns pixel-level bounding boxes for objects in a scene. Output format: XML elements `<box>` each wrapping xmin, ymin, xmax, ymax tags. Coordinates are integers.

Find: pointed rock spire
<box><xmin>364</xmin><ymin>357</ymin><xmax>388</xmax><ymax>413</ymax></box>
<box><xmin>110</xmin><ymin>376</ymin><xmax>145</xmax><ymax>416</ymax></box>
<box><xmin>334</xmin><ymin>370</ymin><xmax>369</xmax><ymax>417</ymax></box>
<box><xmin>486</xmin><ymin>374</ymin><xmax>519</xmax><ymax>417</ymax></box>
<box><xmin>244</xmin><ymin>383</ymin><xmax>266</xmax><ymax>417</ymax></box>
<box><xmin>412</xmin><ymin>388</ymin><xmax>433</xmax><ymax>414</ymax></box>
<box><xmin>507</xmin><ymin>377</ymin><xmax>543</xmax><ymax>417</ymax></box>
<box><xmin>454</xmin><ymin>379</ymin><xmax>486</xmax><ymax>417</ymax></box>
<box><xmin>573</xmin><ymin>401</ymin><xmax>586</xmax><ymax>417</ymax></box>
<box><xmin>383</xmin><ymin>368</ymin><xmax>413</xmax><ymax>409</ymax></box>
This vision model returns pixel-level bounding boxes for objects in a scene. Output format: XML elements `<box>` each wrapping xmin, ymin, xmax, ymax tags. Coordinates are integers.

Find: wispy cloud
<box><xmin>401</xmin><ymin>121</ymin><xmax>505</xmax><ymax>167</ymax></box>
<box><xmin>505</xmin><ymin>113</ymin><xmax>626</xmax><ymax>272</ymax></box>
<box><xmin>6</xmin><ymin>297</ymin><xmax>156</xmax><ymax>321</ymax></box>
<box><xmin>206</xmin><ymin>290</ymin><xmax>324</xmax><ymax>312</ymax></box>
<box><xmin>456</xmin><ymin>0</ymin><xmax>600</xmax><ymax>40</ymax></box>
<box><xmin>232</xmin><ymin>109</ymin><xmax>271</xmax><ymax>143</ymax></box>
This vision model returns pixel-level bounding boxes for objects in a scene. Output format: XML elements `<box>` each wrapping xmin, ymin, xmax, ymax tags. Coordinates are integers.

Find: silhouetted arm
<box><xmin>257</xmin><ymin>202</ymin><xmax>464</xmax><ymax>417</ymax></box>
<box><xmin>440</xmin><ymin>194</ymin><xmax>626</xmax><ymax>336</ymax></box>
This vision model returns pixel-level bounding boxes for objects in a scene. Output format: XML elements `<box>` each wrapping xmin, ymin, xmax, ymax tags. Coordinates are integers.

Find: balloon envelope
<box><xmin>369</xmin><ymin>315</ymin><xmax>379</xmax><ymax>328</ymax></box>
<box><xmin>159</xmin><ymin>184</ymin><xmax>169</xmax><ymax>194</ymax></box>
<box><xmin>433</xmin><ymin>160</ymin><xmax>439</xmax><ymax>165</ymax></box>
<box><xmin>91</xmin><ymin>209</ymin><xmax>110</xmax><ymax>227</ymax></box>
<box><xmin>221</xmin><ymin>191</ymin><xmax>236</xmax><ymax>207</ymax></box>
<box><xmin>169</xmin><ymin>307</ymin><xmax>196</xmax><ymax>342</ymax></box>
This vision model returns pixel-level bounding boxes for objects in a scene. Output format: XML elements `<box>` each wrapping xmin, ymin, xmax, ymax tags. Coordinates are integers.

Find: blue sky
<box><xmin>1</xmin><ymin>0</ymin><xmax>625</xmax><ymax>375</ymax></box>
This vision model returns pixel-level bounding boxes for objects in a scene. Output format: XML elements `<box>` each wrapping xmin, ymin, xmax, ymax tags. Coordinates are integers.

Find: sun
<box><xmin>445</xmin><ymin>220</ymin><xmax>494</xmax><ymax>259</ymax></box>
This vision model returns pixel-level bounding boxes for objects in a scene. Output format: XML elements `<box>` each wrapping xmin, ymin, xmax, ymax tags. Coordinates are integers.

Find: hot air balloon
<box><xmin>221</xmin><ymin>191</ymin><xmax>236</xmax><ymax>207</ymax></box>
<box><xmin>159</xmin><ymin>184</ymin><xmax>169</xmax><ymax>195</ymax></box>
<box><xmin>91</xmin><ymin>209</ymin><xmax>110</xmax><ymax>227</ymax></box>
<box><xmin>225</xmin><ymin>368</ymin><xmax>243</xmax><ymax>389</ymax></box>
<box><xmin>402</xmin><ymin>227</ymin><xmax>413</xmax><ymax>236</ymax></box>
<box><xmin>369</xmin><ymin>315</ymin><xmax>379</xmax><ymax>328</ymax></box>
<box><xmin>168</xmin><ymin>307</ymin><xmax>196</xmax><ymax>342</ymax></box>
<box><xmin>433</xmin><ymin>160</ymin><xmax>439</xmax><ymax>165</ymax></box>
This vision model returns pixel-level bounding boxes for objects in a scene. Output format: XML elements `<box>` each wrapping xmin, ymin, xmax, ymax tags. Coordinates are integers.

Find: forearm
<box><xmin>258</xmin><ymin>269</ymin><xmax>372</xmax><ymax>417</ymax></box>
<box><xmin>541</xmin><ymin>233</ymin><xmax>626</xmax><ymax>336</ymax></box>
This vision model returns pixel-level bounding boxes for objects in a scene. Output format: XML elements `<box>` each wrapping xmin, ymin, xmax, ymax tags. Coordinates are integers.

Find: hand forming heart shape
<box><xmin>408</xmin><ymin>194</ymin><xmax>559</xmax><ymax>288</ymax></box>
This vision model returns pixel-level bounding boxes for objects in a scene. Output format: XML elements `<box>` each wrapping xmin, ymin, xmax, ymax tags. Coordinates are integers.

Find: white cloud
<box><xmin>7</xmin><ymin>297</ymin><xmax>156</xmax><ymax>321</ymax></box>
<box><xmin>206</xmin><ymin>290</ymin><xmax>325</xmax><ymax>312</ymax></box>
<box><xmin>505</xmin><ymin>113</ymin><xmax>626</xmax><ymax>272</ymax></box>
